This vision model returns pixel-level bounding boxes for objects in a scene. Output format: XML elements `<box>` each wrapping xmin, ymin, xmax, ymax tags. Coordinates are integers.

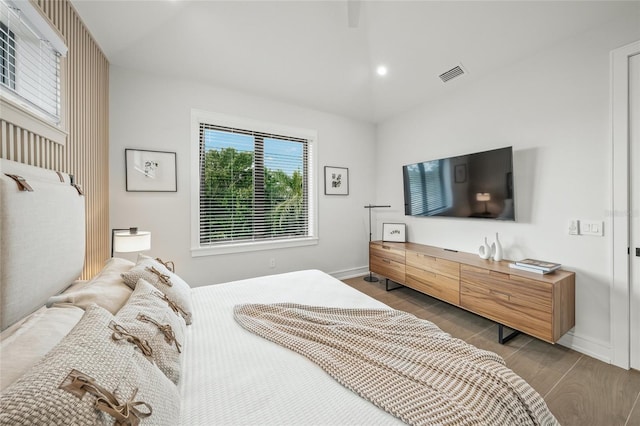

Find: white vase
<box><xmin>493</xmin><ymin>232</ymin><xmax>503</xmax><ymax>261</ymax></box>
<box><xmin>478</xmin><ymin>237</ymin><xmax>492</xmax><ymax>260</ymax></box>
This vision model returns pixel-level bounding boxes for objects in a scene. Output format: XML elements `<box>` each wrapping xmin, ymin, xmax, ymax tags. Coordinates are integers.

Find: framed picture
<box><xmin>125</xmin><ymin>149</ymin><xmax>177</xmax><ymax>192</ymax></box>
<box><xmin>324</xmin><ymin>166</ymin><xmax>349</xmax><ymax>195</ymax></box>
<box><xmin>382</xmin><ymin>223</ymin><xmax>406</xmax><ymax>242</ymax></box>
<box><xmin>454</xmin><ymin>164</ymin><xmax>467</xmax><ymax>183</ymax></box>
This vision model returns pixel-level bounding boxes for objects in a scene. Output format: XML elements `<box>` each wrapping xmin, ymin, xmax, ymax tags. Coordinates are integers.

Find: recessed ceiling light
<box><xmin>376</xmin><ymin>65</ymin><xmax>388</xmax><ymax>76</ymax></box>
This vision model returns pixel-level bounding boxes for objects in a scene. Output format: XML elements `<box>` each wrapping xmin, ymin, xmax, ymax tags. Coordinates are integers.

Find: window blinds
<box><xmin>199</xmin><ymin>123</ymin><xmax>310</xmax><ymax>245</ymax></box>
<box><xmin>0</xmin><ymin>0</ymin><xmax>63</xmax><ymax>124</ymax></box>
<box><xmin>406</xmin><ymin>160</ymin><xmax>446</xmax><ymax>215</ymax></box>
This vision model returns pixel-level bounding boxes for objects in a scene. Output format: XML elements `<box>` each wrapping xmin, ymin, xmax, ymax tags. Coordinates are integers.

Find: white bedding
<box><xmin>179</xmin><ymin>269</ymin><xmax>403</xmax><ymax>425</ymax></box>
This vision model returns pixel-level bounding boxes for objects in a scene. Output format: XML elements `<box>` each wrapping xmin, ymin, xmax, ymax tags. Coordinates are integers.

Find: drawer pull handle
<box><xmin>423</xmin><ymin>270</ymin><xmax>437</xmax><ymax>279</ymax></box>
<box><xmin>490</xmin><ymin>289</ymin><xmax>511</xmax><ymax>301</ymax></box>
<box><xmin>382</xmin><ymin>245</ymin><xmax>391</xmax><ymax>250</ymax></box>
<box><xmin>416</xmin><ymin>254</ymin><xmax>433</xmax><ymax>261</ymax></box>
<box><xmin>382</xmin><ymin>258</ymin><xmax>391</xmax><ymax>264</ymax></box>
<box><xmin>489</xmin><ymin>270</ymin><xmax>508</xmax><ymax>279</ymax></box>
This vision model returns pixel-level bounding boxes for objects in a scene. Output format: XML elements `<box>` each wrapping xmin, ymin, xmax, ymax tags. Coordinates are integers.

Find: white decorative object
<box><xmin>478</xmin><ymin>237</ymin><xmax>492</xmax><ymax>259</ymax></box>
<box><xmin>492</xmin><ymin>232</ymin><xmax>503</xmax><ymax>261</ymax></box>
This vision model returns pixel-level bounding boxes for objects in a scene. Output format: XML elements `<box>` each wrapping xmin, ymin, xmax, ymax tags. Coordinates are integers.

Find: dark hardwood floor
<box><xmin>342</xmin><ymin>275</ymin><xmax>640</xmax><ymax>426</ymax></box>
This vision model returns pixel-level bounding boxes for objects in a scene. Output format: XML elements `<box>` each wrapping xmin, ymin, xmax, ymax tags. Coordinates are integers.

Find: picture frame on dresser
<box><xmin>382</xmin><ymin>223</ymin><xmax>406</xmax><ymax>242</ymax></box>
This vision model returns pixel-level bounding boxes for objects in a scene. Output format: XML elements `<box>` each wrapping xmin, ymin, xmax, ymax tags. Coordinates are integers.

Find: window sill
<box><xmin>0</xmin><ymin>96</ymin><xmax>67</xmax><ymax>145</ymax></box>
<box><xmin>191</xmin><ymin>237</ymin><xmax>319</xmax><ymax>257</ymax></box>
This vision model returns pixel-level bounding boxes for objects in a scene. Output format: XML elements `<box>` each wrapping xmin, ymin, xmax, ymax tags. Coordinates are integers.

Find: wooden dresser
<box><xmin>369</xmin><ymin>241</ymin><xmax>575</xmax><ymax>344</ymax></box>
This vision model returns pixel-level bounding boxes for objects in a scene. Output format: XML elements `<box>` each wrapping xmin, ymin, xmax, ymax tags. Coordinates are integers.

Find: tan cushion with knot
<box><xmin>121</xmin><ymin>256</ymin><xmax>193</xmax><ymax>325</ymax></box>
<box><xmin>115</xmin><ymin>278</ymin><xmax>186</xmax><ymax>384</ymax></box>
<box><xmin>0</xmin><ymin>304</ymin><xmax>179</xmax><ymax>425</ymax></box>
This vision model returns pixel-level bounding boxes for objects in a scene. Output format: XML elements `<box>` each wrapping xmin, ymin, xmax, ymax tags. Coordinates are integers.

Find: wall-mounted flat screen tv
<box><xmin>403</xmin><ymin>146</ymin><xmax>515</xmax><ymax>220</ymax></box>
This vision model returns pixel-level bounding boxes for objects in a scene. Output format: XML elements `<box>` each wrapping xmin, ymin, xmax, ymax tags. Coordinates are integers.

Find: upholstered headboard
<box><xmin>0</xmin><ymin>159</ymin><xmax>85</xmax><ymax>330</ymax></box>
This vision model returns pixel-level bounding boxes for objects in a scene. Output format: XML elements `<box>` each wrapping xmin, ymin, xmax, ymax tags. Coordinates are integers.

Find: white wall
<box><xmin>110</xmin><ymin>67</ymin><xmax>376</xmax><ymax>286</ymax></box>
<box><xmin>374</xmin><ymin>14</ymin><xmax>640</xmax><ymax>362</ymax></box>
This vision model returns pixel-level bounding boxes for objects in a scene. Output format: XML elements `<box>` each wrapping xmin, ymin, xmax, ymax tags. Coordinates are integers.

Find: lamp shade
<box><xmin>113</xmin><ymin>230</ymin><xmax>151</xmax><ymax>253</ymax></box>
<box><xmin>476</xmin><ymin>193</ymin><xmax>491</xmax><ymax>202</ymax></box>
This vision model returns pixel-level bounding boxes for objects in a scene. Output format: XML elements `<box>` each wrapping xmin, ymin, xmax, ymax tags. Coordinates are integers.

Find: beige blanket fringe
<box><xmin>234</xmin><ymin>303</ymin><xmax>559</xmax><ymax>426</ymax></box>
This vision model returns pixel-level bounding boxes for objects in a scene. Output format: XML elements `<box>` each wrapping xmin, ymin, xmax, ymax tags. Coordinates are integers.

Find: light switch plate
<box><xmin>581</xmin><ymin>220</ymin><xmax>604</xmax><ymax>236</ymax></box>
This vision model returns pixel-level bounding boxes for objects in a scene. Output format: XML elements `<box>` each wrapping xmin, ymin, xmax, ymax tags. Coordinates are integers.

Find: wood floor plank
<box><xmin>627</xmin><ymin>393</ymin><xmax>640</xmax><ymax>426</ymax></box>
<box><xmin>544</xmin><ymin>356</ymin><xmax>640</xmax><ymax>426</ymax></box>
<box><xmin>504</xmin><ymin>337</ymin><xmax>582</xmax><ymax>396</ymax></box>
<box><xmin>466</xmin><ymin>324</ymin><xmax>534</xmax><ymax>360</ymax></box>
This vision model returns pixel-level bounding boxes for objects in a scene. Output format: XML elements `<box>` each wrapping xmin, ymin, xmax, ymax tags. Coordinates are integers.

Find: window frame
<box><xmin>0</xmin><ymin>0</ymin><xmax>67</xmax><ymax>144</ymax></box>
<box><xmin>190</xmin><ymin>109</ymin><xmax>318</xmax><ymax>257</ymax></box>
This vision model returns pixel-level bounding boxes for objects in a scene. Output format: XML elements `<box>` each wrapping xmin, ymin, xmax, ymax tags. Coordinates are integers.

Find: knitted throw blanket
<box><xmin>234</xmin><ymin>303</ymin><xmax>559</xmax><ymax>426</ymax></box>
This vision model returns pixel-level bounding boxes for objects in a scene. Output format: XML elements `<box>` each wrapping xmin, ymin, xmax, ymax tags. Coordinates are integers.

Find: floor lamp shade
<box><xmin>111</xmin><ymin>228</ymin><xmax>151</xmax><ymax>257</ymax></box>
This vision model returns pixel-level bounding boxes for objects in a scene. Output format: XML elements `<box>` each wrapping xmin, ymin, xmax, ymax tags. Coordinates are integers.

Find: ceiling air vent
<box><xmin>439</xmin><ymin>65</ymin><xmax>465</xmax><ymax>83</ymax></box>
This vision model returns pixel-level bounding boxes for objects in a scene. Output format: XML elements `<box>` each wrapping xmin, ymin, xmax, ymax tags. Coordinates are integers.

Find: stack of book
<box><xmin>509</xmin><ymin>258</ymin><xmax>561</xmax><ymax>274</ymax></box>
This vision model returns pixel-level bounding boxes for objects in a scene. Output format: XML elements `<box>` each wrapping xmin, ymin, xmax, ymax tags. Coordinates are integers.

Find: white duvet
<box><xmin>178</xmin><ymin>269</ymin><xmax>402</xmax><ymax>425</ymax></box>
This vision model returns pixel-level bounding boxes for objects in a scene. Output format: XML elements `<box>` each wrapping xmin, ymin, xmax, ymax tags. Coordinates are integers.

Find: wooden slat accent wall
<box><xmin>0</xmin><ymin>0</ymin><xmax>109</xmax><ymax>279</ymax></box>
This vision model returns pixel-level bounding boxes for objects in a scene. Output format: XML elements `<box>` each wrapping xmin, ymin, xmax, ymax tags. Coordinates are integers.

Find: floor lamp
<box><xmin>364</xmin><ymin>204</ymin><xmax>391</xmax><ymax>282</ymax></box>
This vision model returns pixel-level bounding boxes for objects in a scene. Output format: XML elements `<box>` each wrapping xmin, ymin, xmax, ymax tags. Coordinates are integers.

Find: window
<box><xmin>0</xmin><ymin>0</ymin><xmax>67</xmax><ymax>125</ymax></box>
<box><xmin>0</xmin><ymin>21</ymin><xmax>15</xmax><ymax>90</ymax></box>
<box><xmin>191</xmin><ymin>110</ymin><xmax>317</xmax><ymax>255</ymax></box>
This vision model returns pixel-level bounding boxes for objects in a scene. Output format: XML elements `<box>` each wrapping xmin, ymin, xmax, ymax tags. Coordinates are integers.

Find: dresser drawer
<box><xmin>405</xmin><ymin>265</ymin><xmax>459</xmax><ymax>305</ymax></box>
<box><xmin>460</xmin><ymin>265</ymin><xmax>553</xmax><ymax>342</ymax></box>
<box><xmin>370</xmin><ymin>255</ymin><xmax>405</xmax><ymax>283</ymax></box>
<box><xmin>406</xmin><ymin>250</ymin><xmax>459</xmax><ymax>279</ymax></box>
<box><xmin>370</xmin><ymin>243</ymin><xmax>405</xmax><ymax>264</ymax></box>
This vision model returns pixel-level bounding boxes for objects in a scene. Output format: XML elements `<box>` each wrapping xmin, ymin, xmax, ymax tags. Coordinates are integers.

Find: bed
<box><xmin>0</xmin><ymin>159</ymin><xmax>558</xmax><ymax>425</ymax></box>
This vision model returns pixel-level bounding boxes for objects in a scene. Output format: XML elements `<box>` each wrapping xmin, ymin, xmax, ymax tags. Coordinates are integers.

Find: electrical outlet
<box><xmin>568</xmin><ymin>219</ymin><xmax>579</xmax><ymax>235</ymax></box>
<box><xmin>269</xmin><ymin>258</ymin><xmax>276</xmax><ymax>268</ymax></box>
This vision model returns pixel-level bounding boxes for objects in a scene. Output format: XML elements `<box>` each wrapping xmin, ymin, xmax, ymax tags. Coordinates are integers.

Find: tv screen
<box><xmin>403</xmin><ymin>147</ymin><xmax>515</xmax><ymax>220</ymax></box>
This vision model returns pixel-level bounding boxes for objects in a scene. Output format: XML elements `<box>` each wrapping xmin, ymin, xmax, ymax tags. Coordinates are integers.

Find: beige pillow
<box><xmin>121</xmin><ymin>257</ymin><xmax>193</xmax><ymax>325</ymax></box>
<box><xmin>0</xmin><ymin>304</ymin><xmax>180</xmax><ymax>425</ymax></box>
<box><xmin>0</xmin><ymin>306</ymin><xmax>84</xmax><ymax>391</ymax></box>
<box><xmin>47</xmin><ymin>257</ymin><xmax>135</xmax><ymax>314</ymax></box>
<box><xmin>115</xmin><ymin>278</ymin><xmax>186</xmax><ymax>384</ymax></box>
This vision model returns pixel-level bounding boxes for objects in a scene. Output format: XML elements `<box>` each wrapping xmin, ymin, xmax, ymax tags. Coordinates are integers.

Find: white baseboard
<box><xmin>330</xmin><ymin>266</ymin><xmax>369</xmax><ymax>280</ymax></box>
<box><xmin>558</xmin><ymin>330</ymin><xmax>612</xmax><ymax>365</ymax></box>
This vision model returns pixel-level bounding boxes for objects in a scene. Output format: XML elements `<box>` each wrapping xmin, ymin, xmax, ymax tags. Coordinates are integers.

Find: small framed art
<box><xmin>324</xmin><ymin>166</ymin><xmax>349</xmax><ymax>195</ymax></box>
<box><xmin>382</xmin><ymin>223</ymin><xmax>406</xmax><ymax>242</ymax></box>
<box><xmin>125</xmin><ymin>149</ymin><xmax>177</xmax><ymax>192</ymax></box>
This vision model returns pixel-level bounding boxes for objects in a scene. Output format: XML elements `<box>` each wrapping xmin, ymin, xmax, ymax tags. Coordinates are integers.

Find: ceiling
<box><xmin>70</xmin><ymin>1</ymin><xmax>638</xmax><ymax>123</ymax></box>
